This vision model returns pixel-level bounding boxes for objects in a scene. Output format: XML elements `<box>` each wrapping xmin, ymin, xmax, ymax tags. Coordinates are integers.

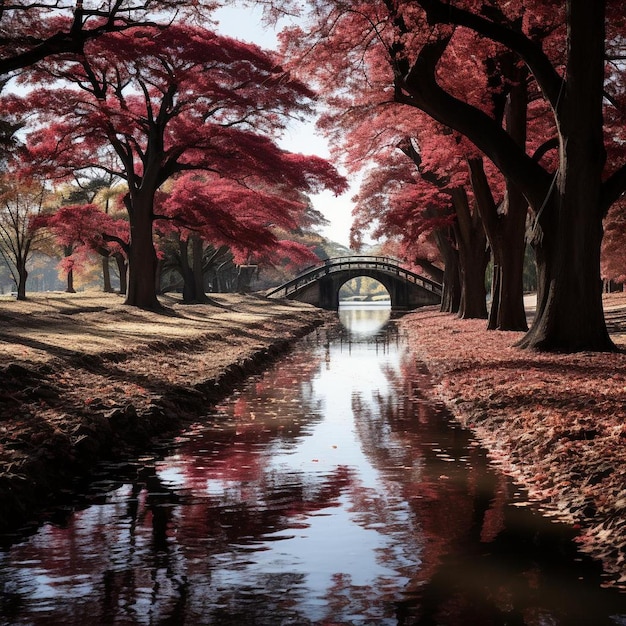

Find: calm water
<box><xmin>1</xmin><ymin>305</ymin><xmax>626</xmax><ymax>625</ymax></box>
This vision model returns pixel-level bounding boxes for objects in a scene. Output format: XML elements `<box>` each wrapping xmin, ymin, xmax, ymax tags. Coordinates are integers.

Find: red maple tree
<box><xmin>318</xmin><ymin>85</ymin><xmax>492</xmax><ymax>319</ymax></box>
<box><xmin>157</xmin><ymin>171</ymin><xmax>327</xmax><ymax>302</ymax></box>
<box><xmin>9</xmin><ymin>24</ymin><xmax>346</xmax><ymax>310</ymax></box>
<box><xmin>33</xmin><ymin>203</ymin><xmax>129</xmax><ymax>293</ymax></box>
<box><xmin>268</xmin><ymin>0</ymin><xmax>626</xmax><ymax>351</ymax></box>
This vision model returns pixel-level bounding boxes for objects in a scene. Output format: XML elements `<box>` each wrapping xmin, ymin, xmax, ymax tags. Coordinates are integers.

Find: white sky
<box><xmin>214</xmin><ymin>3</ymin><xmax>360</xmax><ymax>248</ymax></box>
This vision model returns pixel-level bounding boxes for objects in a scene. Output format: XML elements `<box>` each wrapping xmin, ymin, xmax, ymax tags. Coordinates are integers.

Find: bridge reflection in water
<box><xmin>339</xmin><ymin>301</ymin><xmax>391</xmax><ymax>336</ymax></box>
<box><xmin>268</xmin><ymin>256</ymin><xmax>442</xmax><ymax>311</ymax></box>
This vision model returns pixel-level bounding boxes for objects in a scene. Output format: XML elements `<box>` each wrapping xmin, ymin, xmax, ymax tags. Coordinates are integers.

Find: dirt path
<box><xmin>0</xmin><ymin>292</ymin><xmax>334</xmax><ymax>535</ymax></box>
<box><xmin>398</xmin><ymin>292</ymin><xmax>626</xmax><ymax>590</ymax></box>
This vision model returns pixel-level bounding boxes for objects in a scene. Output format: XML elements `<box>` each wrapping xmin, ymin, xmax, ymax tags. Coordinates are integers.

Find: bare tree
<box><xmin>0</xmin><ymin>175</ymin><xmax>49</xmax><ymax>299</ymax></box>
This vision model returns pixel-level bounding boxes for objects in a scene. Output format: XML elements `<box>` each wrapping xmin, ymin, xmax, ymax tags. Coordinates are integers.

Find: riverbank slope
<box><xmin>399</xmin><ymin>292</ymin><xmax>626</xmax><ymax>590</ymax></box>
<box><xmin>0</xmin><ymin>292</ymin><xmax>333</xmax><ymax>535</ymax></box>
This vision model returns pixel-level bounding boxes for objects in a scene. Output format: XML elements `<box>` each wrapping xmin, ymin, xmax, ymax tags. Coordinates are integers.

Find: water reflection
<box><xmin>1</xmin><ymin>307</ymin><xmax>626</xmax><ymax>625</ymax></box>
<box><xmin>339</xmin><ymin>302</ymin><xmax>391</xmax><ymax>336</ymax></box>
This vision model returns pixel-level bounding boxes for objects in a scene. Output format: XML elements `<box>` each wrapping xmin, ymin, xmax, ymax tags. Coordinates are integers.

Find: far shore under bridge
<box><xmin>266</xmin><ymin>256</ymin><xmax>442</xmax><ymax>311</ymax></box>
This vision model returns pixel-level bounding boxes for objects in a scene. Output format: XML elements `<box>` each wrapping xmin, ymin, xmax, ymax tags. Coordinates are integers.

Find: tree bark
<box><xmin>66</xmin><ymin>270</ymin><xmax>75</xmax><ymax>293</ymax></box>
<box><xmin>191</xmin><ymin>233</ymin><xmax>210</xmax><ymax>303</ymax></box>
<box><xmin>451</xmin><ymin>188</ymin><xmax>489</xmax><ymax>319</ymax></box>
<box><xmin>434</xmin><ymin>227</ymin><xmax>461</xmax><ymax>313</ymax></box>
<box><xmin>517</xmin><ymin>0</ymin><xmax>613</xmax><ymax>351</ymax></box>
<box><xmin>489</xmin><ymin>221</ymin><xmax>527</xmax><ymax>331</ymax></box>
<box><xmin>102</xmin><ymin>256</ymin><xmax>113</xmax><ymax>292</ymax></box>
<box><xmin>179</xmin><ymin>237</ymin><xmax>197</xmax><ymax>303</ymax></box>
<box><xmin>16</xmin><ymin>263</ymin><xmax>27</xmax><ymax>300</ymax></box>
<box><xmin>114</xmin><ymin>252</ymin><xmax>127</xmax><ymax>295</ymax></box>
<box><xmin>124</xmin><ymin>194</ymin><xmax>161</xmax><ymax>310</ymax></box>
<box><xmin>468</xmin><ymin>158</ymin><xmax>528</xmax><ymax>331</ymax></box>
<box><xmin>470</xmin><ymin>56</ymin><xmax>529</xmax><ymax>332</ymax></box>
<box><xmin>62</xmin><ymin>245</ymin><xmax>76</xmax><ymax>293</ymax></box>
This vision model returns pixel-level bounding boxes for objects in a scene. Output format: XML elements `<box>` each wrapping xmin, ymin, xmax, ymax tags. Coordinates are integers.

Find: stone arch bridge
<box><xmin>266</xmin><ymin>256</ymin><xmax>442</xmax><ymax>311</ymax></box>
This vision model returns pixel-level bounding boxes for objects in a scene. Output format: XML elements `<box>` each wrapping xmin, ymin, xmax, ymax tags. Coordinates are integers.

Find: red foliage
<box><xmin>13</xmin><ymin>24</ymin><xmax>346</xmax><ymax>193</ymax></box>
<box><xmin>272</xmin><ymin>0</ymin><xmax>626</xmax><ymax>348</ymax></box>
<box><xmin>159</xmin><ymin>172</ymin><xmax>321</xmax><ymax>265</ymax></box>
<box><xmin>276</xmin><ymin>7</ymin><xmax>510</xmax><ymax>266</ymax></box>
<box><xmin>5</xmin><ymin>22</ymin><xmax>346</xmax><ymax>307</ymax></box>
<box><xmin>34</xmin><ymin>203</ymin><xmax>130</xmax><ymax>277</ymax></box>
<box><xmin>0</xmin><ymin>0</ymin><xmax>218</xmax><ymax>76</ymax></box>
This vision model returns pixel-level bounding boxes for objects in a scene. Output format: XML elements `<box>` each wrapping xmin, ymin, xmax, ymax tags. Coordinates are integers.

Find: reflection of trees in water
<box><xmin>350</xmin><ymin>341</ymin><xmax>626</xmax><ymax>623</ymax></box>
<box><xmin>5</xmin><ymin>318</ymin><xmax>626</xmax><ymax>624</ymax></box>
<box><xmin>3</xmin><ymin>456</ymin><xmax>357</xmax><ymax>623</ymax></box>
<box><xmin>1</xmin><ymin>331</ymin><xmax>356</xmax><ymax>624</ymax></box>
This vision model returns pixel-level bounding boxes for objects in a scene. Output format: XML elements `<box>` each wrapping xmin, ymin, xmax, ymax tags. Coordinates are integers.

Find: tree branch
<box><xmin>467</xmin><ymin>157</ymin><xmax>498</xmax><ymax>235</ymax></box>
<box><xmin>102</xmin><ymin>232</ymin><xmax>129</xmax><ymax>254</ymax></box>
<box><xmin>416</xmin><ymin>0</ymin><xmax>564</xmax><ymax>109</ymax></box>
<box><xmin>395</xmin><ymin>36</ymin><xmax>552</xmax><ymax>211</ymax></box>
<box><xmin>531</xmin><ymin>136</ymin><xmax>559</xmax><ymax>162</ymax></box>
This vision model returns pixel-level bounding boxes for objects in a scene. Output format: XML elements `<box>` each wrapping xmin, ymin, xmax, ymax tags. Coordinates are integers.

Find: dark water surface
<box><xmin>2</xmin><ymin>305</ymin><xmax>626</xmax><ymax>625</ymax></box>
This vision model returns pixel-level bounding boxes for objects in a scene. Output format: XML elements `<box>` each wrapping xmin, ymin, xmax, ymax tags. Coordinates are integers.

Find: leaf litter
<box><xmin>398</xmin><ymin>292</ymin><xmax>626</xmax><ymax>589</ymax></box>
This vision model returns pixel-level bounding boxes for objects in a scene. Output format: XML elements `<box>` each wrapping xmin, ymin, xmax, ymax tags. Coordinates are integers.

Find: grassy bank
<box><xmin>0</xmin><ymin>291</ymin><xmax>334</xmax><ymax>535</ymax></box>
<box><xmin>398</xmin><ymin>292</ymin><xmax>626</xmax><ymax>590</ymax></box>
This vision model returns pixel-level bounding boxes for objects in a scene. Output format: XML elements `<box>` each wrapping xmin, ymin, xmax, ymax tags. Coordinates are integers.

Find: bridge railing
<box><xmin>267</xmin><ymin>256</ymin><xmax>442</xmax><ymax>299</ymax></box>
<box><xmin>292</xmin><ymin>256</ymin><xmax>402</xmax><ymax>277</ymax></box>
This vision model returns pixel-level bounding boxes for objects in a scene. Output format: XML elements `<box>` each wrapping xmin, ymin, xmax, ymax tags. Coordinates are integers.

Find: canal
<box><xmin>1</xmin><ymin>305</ymin><xmax>626</xmax><ymax>625</ymax></box>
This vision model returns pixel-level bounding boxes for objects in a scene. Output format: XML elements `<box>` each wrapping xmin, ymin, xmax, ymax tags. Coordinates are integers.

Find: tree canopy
<box><xmin>267</xmin><ymin>0</ymin><xmax>626</xmax><ymax>351</ymax></box>
<box><xmin>6</xmin><ymin>22</ymin><xmax>345</xmax><ymax>308</ymax></box>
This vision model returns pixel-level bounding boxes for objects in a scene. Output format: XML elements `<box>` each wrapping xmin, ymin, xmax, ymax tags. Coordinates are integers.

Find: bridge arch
<box><xmin>338</xmin><ymin>276</ymin><xmax>390</xmax><ymax>304</ymax></box>
<box><xmin>266</xmin><ymin>256</ymin><xmax>442</xmax><ymax>311</ymax></box>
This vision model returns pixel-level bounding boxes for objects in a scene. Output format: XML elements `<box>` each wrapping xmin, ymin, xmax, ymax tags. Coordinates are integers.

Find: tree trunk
<box><xmin>489</xmin><ymin>243</ymin><xmax>527</xmax><ymax>330</ymax></box>
<box><xmin>469</xmin><ymin>59</ymin><xmax>529</xmax><ymax>332</ymax></box>
<box><xmin>451</xmin><ymin>188</ymin><xmax>489</xmax><ymax>319</ymax></box>
<box><xmin>520</xmin><ymin>194</ymin><xmax>610</xmax><ymax>350</ymax></box>
<box><xmin>441</xmin><ymin>256</ymin><xmax>461</xmax><ymax>313</ymax></box>
<box><xmin>16</xmin><ymin>263</ymin><xmax>27</xmax><ymax>301</ymax></box>
<box><xmin>66</xmin><ymin>269</ymin><xmax>75</xmax><ymax>294</ymax></box>
<box><xmin>63</xmin><ymin>245</ymin><xmax>76</xmax><ymax>293</ymax></box>
<box><xmin>102</xmin><ymin>256</ymin><xmax>113</xmax><ymax>293</ymax></box>
<box><xmin>125</xmin><ymin>198</ymin><xmax>161</xmax><ymax>310</ymax></box>
<box><xmin>179</xmin><ymin>237</ymin><xmax>197</xmax><ymax>303</ymax></box>
<box><xmin>457</xmin><ymin>243</ymin><xmax>489</xmax><ymax>319</ymax></box>
<box><xmin>518</xmin><ymin>0</ymin><xmax>613</xmax><ymax>351</ymax></box>
<box><xmin>434</xmin><ymin>227</ymin><xmax>461</xmax><ymax>313</ymax></box>
<box><xmin>488</xmin><ymin>195</ymin><xmax>528</xmax><ymax>331</ymax></box>
<box><xmin>191</xmin><ymin>233</ymin><xmax>210</xmax><ymax>303</ymax></box>
<box><xmin>492</xmin><ymin>65</ymin><xmax>530</xmax><ymax>332</ymax></box>
<box><xmin>114</xmin><ymin>253</ymin><xmax>128</xmax><ymax>295</ymax></box>
<box><xmin>468</xmin><ymin>158</ymin><xmax>528</xmax><ymax>331</ymax></box>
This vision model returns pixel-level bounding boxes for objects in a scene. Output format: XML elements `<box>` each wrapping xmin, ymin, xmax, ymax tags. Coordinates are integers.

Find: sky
<box><xmin>213</xmin><ymin>3</ymin><xmax>361</xmax><ymax>249</ymax></box>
